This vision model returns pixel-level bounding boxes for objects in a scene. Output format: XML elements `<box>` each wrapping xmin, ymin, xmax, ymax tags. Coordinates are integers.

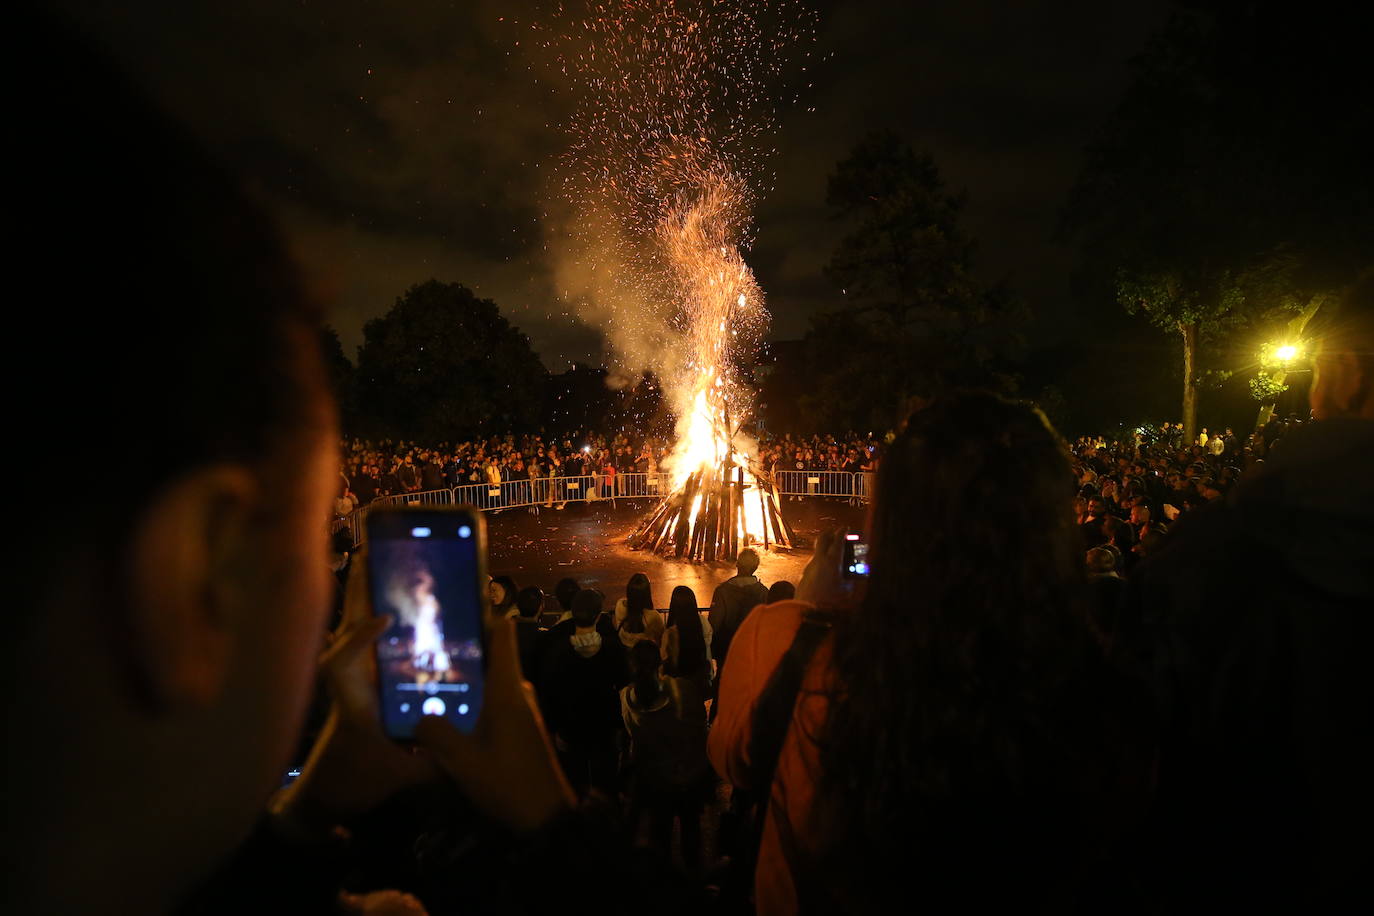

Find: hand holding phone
<box><xmin>797</xmin><ymin>528</ymin><xmax>864</xmax><ymax>605</ymax></box>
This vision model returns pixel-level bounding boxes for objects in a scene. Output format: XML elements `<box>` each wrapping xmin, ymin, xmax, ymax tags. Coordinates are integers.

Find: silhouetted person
<box><xmin>515</xmin><ymin>585</ymin><xmax>548</xmax><ymax>684</ymax></box>
<box><xmin>708</xmin><ymin>548</ymin><xmax>769</xmax><ymax>672</ymax></box>
<box><xmin>1123</xmin><ymin>276</ymin><xmax>1374</xmax><ymax>913</ymax></box>
<box><xmin>540</xmin><ymin>589</ymin><xmax>628</xmax><ymax>799</ymax></box>
<box><xmin>6</xmin><ymin>16</ymin><xmax>695</xmax><ymax>913</ymax></box>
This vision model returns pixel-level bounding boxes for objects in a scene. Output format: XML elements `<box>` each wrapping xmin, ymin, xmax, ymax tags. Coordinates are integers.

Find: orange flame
<box><xmin>656</xmin><ymin>174</ymin><xmax>772</xmax><ymax>546</ymax></box>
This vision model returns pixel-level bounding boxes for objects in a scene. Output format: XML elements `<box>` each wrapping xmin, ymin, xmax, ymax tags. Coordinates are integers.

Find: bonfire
<box><xmin>626</xmin><ymin>178</ymin><xmax>792</xmax><ymax>561</ymax></box>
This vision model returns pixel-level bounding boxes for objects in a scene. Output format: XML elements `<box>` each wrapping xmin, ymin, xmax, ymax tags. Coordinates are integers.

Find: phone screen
<box><xmin>367</xmin><ymin>508</ymin><xmax>486</xmax><ymax>740</ymax></box>
<box><xmin>843</xmin><ymin>533</ymin><xmax>870</xmax><ymax>577</ymax></box>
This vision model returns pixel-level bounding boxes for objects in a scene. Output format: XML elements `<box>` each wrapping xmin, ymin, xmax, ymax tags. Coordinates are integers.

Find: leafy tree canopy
<box><xmin>354</xmin><ymin>280</ymin><xmax>545</xmax><ymax>440</ymax></box>
<box><xmin>801</xmin><ymin>131</ymin><xmax>1023</xmax><ymax>432</ymax></box>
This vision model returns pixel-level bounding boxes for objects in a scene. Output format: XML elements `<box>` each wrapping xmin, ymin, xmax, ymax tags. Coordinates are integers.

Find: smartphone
<box><xmin>366</xmin><ymin>506</ymin><xmax>488</xmax><ymax>740</ymax></box>
<box><xmin>842</xmin><ymin>532</ymin><xmax>870</xmax><ymax>578</ymax></box>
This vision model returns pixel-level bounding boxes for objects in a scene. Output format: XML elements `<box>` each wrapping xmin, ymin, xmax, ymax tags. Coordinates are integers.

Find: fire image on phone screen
<box><xmin>368</xmin><ymin>514</ymin><xmax>484</xmax><ymax>739</ymax></box>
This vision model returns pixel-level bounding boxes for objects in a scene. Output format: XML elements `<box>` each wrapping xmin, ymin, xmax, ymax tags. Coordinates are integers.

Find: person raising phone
<box><xmin>6</xmin><ymin>13</ymin><xmax>696</xmax><ymax>913</ymax></box>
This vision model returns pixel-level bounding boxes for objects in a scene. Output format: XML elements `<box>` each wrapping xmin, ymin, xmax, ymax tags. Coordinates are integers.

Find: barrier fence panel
<box><xmin>611</xmin><ymin>472</ymin><xmax>673</xmax><ymax>499</ymax></box>
<box><xmin>855</xmin><ymin>472</ymin><xmax>875</xmax><ymax>501</ymax></box>
<box><xmin>549</xmin><ymin>475</ymin><xmax>593</xmax><ymax>505</ymax></box>
<box><xmin>775</xmin><ymin>469</ymin><xmax>859</xmax><ymax>498</ymax></box>
<box><xmin>455</xmin><ymin>481</ymin><xmax>521</xmax><ymax>512</ymax></box>
<box><xmin>377</xmin><ymin>487</ymin><xmax>455</xmax><ymax>508</ymax></box>
<box><xmin>342</xmin><ymin>504</ymin><xmax>368</xmax><ymax>546</ymax></box>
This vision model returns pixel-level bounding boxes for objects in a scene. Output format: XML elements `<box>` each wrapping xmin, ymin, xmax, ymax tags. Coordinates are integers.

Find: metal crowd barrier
<box><xmin>774</xmin><ymin>469</ymin><xmax>865</xmax><ymax>498</ymax></box>
<box><xmin>855</xmin><ymin>472</ymin><xmax>875</xmax><ymax>501</ymax></box>
<box><xmin>340</xmin><ymin>470</ymin><xmax>871</xmax><ymax>546</ymax></box>
<box><xmin>373</xmin><ymin>487</ymin><xmax>455</xmax><ymax>508</ymax></box>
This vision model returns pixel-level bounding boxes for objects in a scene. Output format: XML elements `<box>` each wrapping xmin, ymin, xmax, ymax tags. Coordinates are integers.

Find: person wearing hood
<box><xmin>1121</xmin><ymin>275</ymin><xmax>1374</xmax><ymax>914</ymax></box>
<box><xmin>539</xmin><ymin>589</ymin><xmax>629</xmax><ymax>799</ymax></box>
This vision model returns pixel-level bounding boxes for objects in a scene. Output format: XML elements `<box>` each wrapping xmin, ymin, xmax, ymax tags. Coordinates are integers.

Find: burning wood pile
<box><xmin>628</xmin><ymin>456</ymin><xmax>792</xmax><ymax>561</ymax></box>
<box><xmin>628</xmin><ymin>380</ymin><xmax>792</xmax><ymax>560</ymax></box>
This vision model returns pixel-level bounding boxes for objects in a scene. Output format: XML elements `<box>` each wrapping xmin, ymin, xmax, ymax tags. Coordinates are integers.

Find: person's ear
<box><xmin>124</xmin><ymin>465</ymin><xmax>260</xmax><ymax>711</ymax></box>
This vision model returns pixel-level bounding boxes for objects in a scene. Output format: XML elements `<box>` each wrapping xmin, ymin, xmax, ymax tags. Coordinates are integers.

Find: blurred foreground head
<box><xmin>815</xmin><ymin>391</ymin><xmax>1094</xmax><ymax>909</ymax></box>
<box><xmin>8</xmin><ymin>9</ymin><xmax>337</xmax><ymax>912</ymax></box>
<box><xmin>1310</xmin><ymin>274</ymin><xmax>1374</xmax><ymax>420</ymax></box>
<box><xmin>865</xmin><ymin>390</ymin><xmax>1080</xmax><ymax>621</ymax></box>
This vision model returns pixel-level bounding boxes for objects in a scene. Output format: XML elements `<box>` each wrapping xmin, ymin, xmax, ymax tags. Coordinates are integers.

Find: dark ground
<box><xmin>483</xmin><ymin>495</ymin><xmax>868</xmax><ymax>602</ymax></box>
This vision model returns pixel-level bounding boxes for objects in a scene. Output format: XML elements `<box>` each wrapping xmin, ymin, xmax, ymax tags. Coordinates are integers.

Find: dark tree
<box><xmin>354</xmin><ymin>280</ymin><xmax>545</xmax><ymax>440</ymax></box>
<box><xmin>543</xmin><ymin>363</ymin><xmax>616</xmax><ymax>434</ymax></box>
<box><xmin>801</xmin><ymin>131</ymin><xmax>1022</xmax><ymax>431</ymax></box>
<box><xmin>543</xmin><ymin>365</ymin><xmax>671</xmax><ymax>439</ymax></box>
<box><xmin>1063</xmin><ymin>0</ymin><xmax>1373</xmax><ymax>438</ymax></box>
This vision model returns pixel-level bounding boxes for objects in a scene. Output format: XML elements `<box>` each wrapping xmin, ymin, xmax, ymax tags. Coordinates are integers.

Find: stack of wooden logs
<box><xmin>627</xmin><ymin>461</ymin><xmax>793</xmax><ymax>561</ymax></box>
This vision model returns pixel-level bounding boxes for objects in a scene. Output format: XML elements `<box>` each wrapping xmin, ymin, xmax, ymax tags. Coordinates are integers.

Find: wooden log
<box><xmin>757</xmin><ymin>476</ymin><xmax>770</xmax><ymax>551</ymax></box>
<box><xmin>637</xmin><ymin>489</ymin><xmax>678</xmax><ymax>536</ymax></box>
<box><xmin>703</xmin><ymin>478</ymin><xmax>719</xmax><ymax>563</ymax></box>
<box><xmin>645</xmin><ymin>510</ymin><xmax>674</xmax><ymax>554</ymax></box>
<box><xmin>631</xmin><ymin>495</ymin><xmax>677</xmax><ymax>549</ymax></box>
<box><xmin>764</xmin><ymin>487</ymin><xmax>789</xmax><ymax>547</ymax></box>
<box><xmin>702</xmin><ymin>483</ymin><xmax>721</xmax><ymax>559</ymax></box>
<box><xmin>726</xmin><ymin>473</ymin><xmax>738</xmax><ymax>560</ymax></box>
<box><xmin>773</xmin><ymin>494</ymin><xmax>792</xmax><ymax>547</ymax></box>
<box><xmin>736</xmin><ymin>467</ymin><xmax>746</xmax><ymax>551</ymax></box>
<box><xmin>688</xmin><ymin>487</ymin><xmax>708</xmax><ymax>559</ymax></box>
<box><xmin>777</xmin><ymin>485</ymin><xmax>797</xmax><ymax>544</ymax></box>
<box><xmin>715</xmin><ymin>463</ymin><xmax>730</xmax><ymax>559</ymax></box>
<box><xmin>672</xmin><ymin>472</ymin><xmax>699</xmax><ymax>559</ymax></box>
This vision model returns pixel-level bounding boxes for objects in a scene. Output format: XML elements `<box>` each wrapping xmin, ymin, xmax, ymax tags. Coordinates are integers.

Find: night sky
<box><xmin>57</xmin><ymin>0</ymin><xmax>1172</xmax><ymax>369</ymax></box>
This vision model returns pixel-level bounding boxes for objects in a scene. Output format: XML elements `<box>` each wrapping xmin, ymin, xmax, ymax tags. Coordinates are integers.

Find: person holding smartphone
<box><xmin>8</xmin><ymin>19</ymin><xmax>698</xmax><ymax>912</ymax></box>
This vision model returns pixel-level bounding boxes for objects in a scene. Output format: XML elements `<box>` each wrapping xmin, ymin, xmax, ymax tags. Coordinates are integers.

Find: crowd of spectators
<box><xmin>1068</xmin><ymin>414</ymin><xmax>1314</xmax><ymax>643</ymax></box>
<box><xmin>331</xmin><ymin>430</ymin><xmax>884</xmax><ymax>517</ymax></box>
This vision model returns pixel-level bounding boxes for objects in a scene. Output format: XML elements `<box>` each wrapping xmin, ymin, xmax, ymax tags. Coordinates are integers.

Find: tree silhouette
<box><xmin>354</xmin><ymin>280</ymin><xmax>545</xmax><ymax>440</ymax></box>
<box><xmin>802</xmin><ymin>131</ymin><xmax>1022</xmax><ymax>431</ymax></box>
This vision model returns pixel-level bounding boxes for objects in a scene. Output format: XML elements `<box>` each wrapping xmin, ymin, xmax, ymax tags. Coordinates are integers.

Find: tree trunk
<box><xmin>1180</xmin><ymin>321</ymin><xmax>1198</xmax><ymax>445</ymax></box>
<box><xmin>1255</xmin><ymin>381</ymin><xmax>1283</xmax><ymax>430</ymax></box>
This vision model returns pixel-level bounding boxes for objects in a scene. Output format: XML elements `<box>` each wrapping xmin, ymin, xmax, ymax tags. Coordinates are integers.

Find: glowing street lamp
<box><xmin>1260</xmin><ymin>340</ymin><xmax>1305</xmax><ymax>370</ymax></box>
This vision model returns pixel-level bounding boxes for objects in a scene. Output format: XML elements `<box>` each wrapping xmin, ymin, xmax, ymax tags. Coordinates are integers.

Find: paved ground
<box><xmin>482</xmin><ymin>495</ymin><xmax>868</xmax><ymax>600</ymax></box>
